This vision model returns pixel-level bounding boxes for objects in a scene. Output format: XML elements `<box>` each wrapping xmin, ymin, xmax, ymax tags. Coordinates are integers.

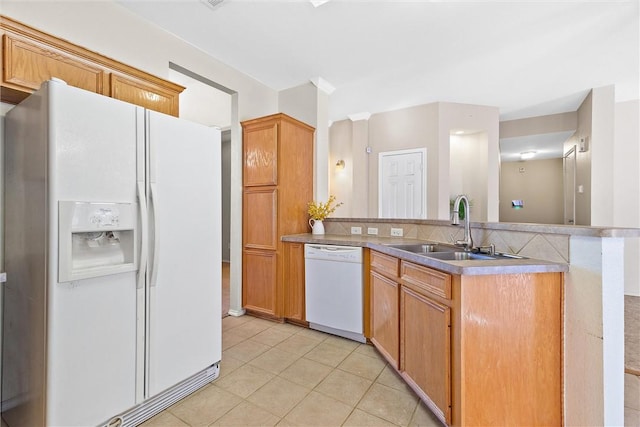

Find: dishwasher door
<box><xmin>304</xmin><ymin>244</ymin><xmax>364</xmax><ymax>343</ymax></box>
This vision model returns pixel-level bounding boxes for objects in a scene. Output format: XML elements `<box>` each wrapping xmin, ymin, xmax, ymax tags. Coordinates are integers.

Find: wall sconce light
<box><xmin>520</xmin><ymin>151</ymin><xmax>536</xmax><ymax>160</ymax></box>
<box><xmin>335</xmin><ymin>159</ymin><xmax>345</xmax><ymax>170</ymax></box>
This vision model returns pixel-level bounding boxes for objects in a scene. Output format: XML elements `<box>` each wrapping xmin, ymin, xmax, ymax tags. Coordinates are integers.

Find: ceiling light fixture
<box><xmin>520</xmin><ymin>151</ymin><xmax>536</xmax><ymax>160</ymax></box>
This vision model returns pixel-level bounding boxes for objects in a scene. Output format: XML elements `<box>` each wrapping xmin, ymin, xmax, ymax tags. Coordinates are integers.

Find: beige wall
<box><xmin>614</xmin><ymin>100</ymin><xmax>640</xmax><ymax>296</ymax></box>
<box><xmin>500</xmin><ymin>111</ymin><xmax>577</xmax><ymax>138</ymax></box>
<box><xmin>438</xmin><ymin>103</ymin><xmax>500</xmax><ymax>221</ymax></box>
<box><xmin>368</xmin><ymin>103</ymin><xmax>440</xmax><ymax>218</ymax></box>
<box><xmin>278</xmin><ymin>81</ymin><xmax>331</xmax><ymax>201</ymax></box>
<box><xmin>561</xmin><ymin>86</ymin><xmax>616</xmax><ymax>228</ymax></box>
<box><xmin>329</xmin><ymin>102</ymin><xmax>499</xmax><ymax>221</ymax></box>
<box><xmin>450</xmin><ymin>132</ymin><xmax>489</xmax><ymax>222</ymax></box>
<box><xmin>278</xmin><ymin>82</ymin><xmax>318</xmax><ymax>127</ymax></box>
<box><xmin>590</xmin><ymin>86</ymin><xmax>616</xmax><ymax>226</ymax></box>
<box><xmin>571</xmin><ymin>91</ymin><xmax>593</xmax><ymax>226</ymax></box>
<box><xmin>499</xmin><ymin>158</ymin><xmax>564</xmax><ymax>224</ymax></box>
<box><xmin>329</xmin><ymin>120</ymin><xmax>354</xmax><ymax>217</ymax></box>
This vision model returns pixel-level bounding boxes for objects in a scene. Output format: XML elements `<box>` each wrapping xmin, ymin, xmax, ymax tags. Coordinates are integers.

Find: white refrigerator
<box><xmin>2</xmin><ymin>80</ymin><xmax>221</xmax><ymax>427</ymax></box>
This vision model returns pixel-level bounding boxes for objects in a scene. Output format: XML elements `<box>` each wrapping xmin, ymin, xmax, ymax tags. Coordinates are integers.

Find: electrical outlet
<box><xmin>367</xmin><ymin>227</ymin><xmax>378</xmax><ymax>235</ymax></box>
<box><xmin>390</xmin><ymin>227</ymin><xmax>403</xmax><ymax>237</ymax></box>
<box><xmin>351</xmin><ymin>226</ymin><xmax>362</xmax><ymax>235</ymax></box>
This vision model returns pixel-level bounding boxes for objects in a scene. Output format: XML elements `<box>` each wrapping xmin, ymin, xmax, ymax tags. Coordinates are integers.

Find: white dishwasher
<box><xmin>304</xmin><ymin>244</ymin><xmax>365</xmax><ymax>343</ymax></box>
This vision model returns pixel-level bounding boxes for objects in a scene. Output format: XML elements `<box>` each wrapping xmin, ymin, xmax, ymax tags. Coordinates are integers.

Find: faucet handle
<box><xmin>475</xmin><ymin>244</ymin><xmax>495</xmax><ymax>256</ymax></box>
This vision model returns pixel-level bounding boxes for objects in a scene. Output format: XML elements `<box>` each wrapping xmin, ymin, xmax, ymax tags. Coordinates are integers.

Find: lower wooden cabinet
<box><xmin>283</xmin><ymin>242</ymin><xmax>306</xmax><ymax>324</ymax></box>
<box><xmin>370</xmin><ymin>271</ymin><xmax>400</xmax><ymax>368</ymax></box>
<box><xmin>400</xmin><ymin>284</ymin><xmax>451</xmax><ymax>423</ymax></box>
<box><xmin>454</xmin><ymin>273</ymin><xmax>562</xmax><ymax>426</ymax></box>
<box><xmin>368</xmin><ymin>250</ymin><xmax>563</xmax><ymax>427</ymax></box>
<box><xmin>242</xmin><ymin>249</ymin><xmax>277</xmax><ymax>317</ymax></box>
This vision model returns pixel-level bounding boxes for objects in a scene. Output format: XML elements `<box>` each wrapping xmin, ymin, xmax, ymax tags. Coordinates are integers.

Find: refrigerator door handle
<box><xmin>150</xmin><ymin>182</ymin><xmax>160</xmax><ymax>288</ymax></box>
<box><xmin>137</xmin><ymin>181</ymin><xmax>149</xmax><ymax>289</ymax></box>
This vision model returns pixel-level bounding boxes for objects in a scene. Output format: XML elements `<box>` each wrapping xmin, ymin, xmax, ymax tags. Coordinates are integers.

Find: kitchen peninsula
<box><xmin>283</xmin><ymin>217</ymin><xmax>639</xmax><ymax>426</ymax></box>
<box><xmin>284</xmin><ymin>228</ymin><xmax>566</xmax><ymax>425</ymax></box>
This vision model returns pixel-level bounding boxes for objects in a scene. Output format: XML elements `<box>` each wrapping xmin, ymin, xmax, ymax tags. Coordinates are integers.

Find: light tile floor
<box><xmin>142</xmin><ymin>315</ymin><xmax>443</xmax><ymax>426</ymax></box>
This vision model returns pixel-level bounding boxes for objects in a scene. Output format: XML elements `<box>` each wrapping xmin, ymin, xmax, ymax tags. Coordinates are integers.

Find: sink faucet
<box><xmin>451</xmin><ymin>195</ymin><xmax>473</xmax><ymax>250</ymax></box>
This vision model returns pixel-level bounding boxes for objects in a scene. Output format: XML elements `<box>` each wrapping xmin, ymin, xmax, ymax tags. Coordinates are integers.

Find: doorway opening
<box><xmin>168</xmin><ymin>63</ymin><xmax>234</xmax><ymax>318</ymax></box>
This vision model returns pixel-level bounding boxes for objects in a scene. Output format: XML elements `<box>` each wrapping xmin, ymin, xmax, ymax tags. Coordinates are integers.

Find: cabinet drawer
<box><xmin>371</xmin><ymin>250</ymin><xmax>399</xmax><ymax>278</ymax></box>
<box><xmin>401</xmin><ymin>261</ymin><xmax>451</xmax><ymax>300</ymax></box>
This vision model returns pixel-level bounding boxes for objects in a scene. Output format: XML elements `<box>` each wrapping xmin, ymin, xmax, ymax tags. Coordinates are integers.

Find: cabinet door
<box><xmin>283</xmin><ymin>242</ymin><xmax>305</xmax><ymax>322</ymax></box>
<box><xmin>401</xmin><ymin>285</ymin><xmax>451</xmax><ymax>424</ymax></box>
<box><xmin>110</xmin><ymin>73</ymin><xmax>180</xmax><ymax>117</ymax></box>
<box><xmin>2</xmin><ymin>32</ymin><xmax>106</xmax><ymax>100</ymax></box>
<box><xmin>243</xmin><ymin>122</ymin><xmax>278</xmax><ymax>186</ymax></box>
<box><xmin>243</xmin><ymin>187</ymin><xmax>277</xmax><ymax>250</ymax></box>
<box><xmin>370</xmin><ymin>271</ymin><xmax>399</xmax><ymax>368</ymax></box>
<box><xmin>242</xmin><ymin>249</ymin><xmax>277</xmax><ymax>316</ymax></box>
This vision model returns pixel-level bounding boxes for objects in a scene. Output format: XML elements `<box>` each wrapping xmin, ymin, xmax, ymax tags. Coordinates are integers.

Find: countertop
<box><xmin>325</xmin><ymin>218</ymin><xmax>640</xmax><ymax>238</ymax></box>
<box><xmin>282</xmin><ymin>233</ymin><xmax>569</xmax><ymax>276</ymax></box>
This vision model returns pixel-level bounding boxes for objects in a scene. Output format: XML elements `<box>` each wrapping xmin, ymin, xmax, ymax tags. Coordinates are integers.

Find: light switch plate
<box><xmin>390</xmin><ymin>228</ymin><xmax>403</xmax><ymax>237</ymax></box>
<box><xmin>351</xmin><ymin>226</ymin><xmax>362</xmax><ymax>235</ymax></box>
<box><xmin>367</xmin><ymin>227</ymin><xmax>378</xmax><ymax>235</ymax></box>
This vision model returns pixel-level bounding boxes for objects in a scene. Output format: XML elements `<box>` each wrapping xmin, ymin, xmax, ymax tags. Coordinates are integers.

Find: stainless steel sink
<box><xmin>386</xmin><ymin>243</ymin><xmax>457</xmax><ymax>254</ymax></box>
<box><xmin>387</xmin><ymin>242</ymin><xmax>524</xmax><ymax>261</ymax></box>
<box><xmin>423</xmin><ymin>251</ymin><xmax>496</xmax><ymax>261</ymax></box>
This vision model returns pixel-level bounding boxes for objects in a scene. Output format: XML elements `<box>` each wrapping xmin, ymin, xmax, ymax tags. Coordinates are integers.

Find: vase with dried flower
<box><xmin>307</xmin><ymin>195</ymin><xmax>343</xmax><ymax>235</ymax></box>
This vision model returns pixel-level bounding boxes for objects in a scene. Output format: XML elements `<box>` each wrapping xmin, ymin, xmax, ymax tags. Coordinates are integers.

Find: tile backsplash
<box><xmin>325</xmin><ymin>219</ymin><xmax>569</xmax><ymax>263</ymax></box>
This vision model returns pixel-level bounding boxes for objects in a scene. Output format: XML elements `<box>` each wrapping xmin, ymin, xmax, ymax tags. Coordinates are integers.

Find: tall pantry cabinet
<box><xmin>241</xmin><ymin>113</ymin><xmax>314</xmax><ymax>319</ymax></box>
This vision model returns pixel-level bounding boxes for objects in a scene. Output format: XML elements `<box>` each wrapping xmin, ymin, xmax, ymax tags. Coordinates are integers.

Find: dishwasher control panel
<box><xmin>304</xmin><ymin>244</ymin><xmax>363</xmax><ymax>263</ymax></box>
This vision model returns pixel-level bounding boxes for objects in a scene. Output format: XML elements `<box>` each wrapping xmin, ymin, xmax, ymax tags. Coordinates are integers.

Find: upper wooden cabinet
<box><xmin>241</xmin><ymin>113</ymin><xmax>314</xmax><ymax>319</ymax></box>
<box><xmin>109</xmin><ymin>73</ymin><xmax>180</xmax><ymax>117</ymax></box>
<box><xmin>2</xmin><ymin>30</ymin><xmax>106</xmax><ymax>101</ymax></box>
<box><xmin>0</xmin><ymin>15</ymin><xmax>184</xmax><ymax>116</ymax></box>
<box><xmin>243</xmin><ymin>121</ymin><xmax>279</xmax><ymax>187</ymax></box>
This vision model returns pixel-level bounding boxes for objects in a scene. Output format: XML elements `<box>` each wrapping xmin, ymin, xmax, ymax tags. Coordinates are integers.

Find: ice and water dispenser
<box><xmin>58</xmin><ymin>201</ymin><xmax>137</xmax><ymax>282</ymax></box>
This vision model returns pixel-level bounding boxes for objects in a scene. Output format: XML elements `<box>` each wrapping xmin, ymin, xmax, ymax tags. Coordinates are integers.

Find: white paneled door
<box><xmin>379</xmin><ymin>149</ymin><xmax>426</xmax><ymax>219</ymax></box>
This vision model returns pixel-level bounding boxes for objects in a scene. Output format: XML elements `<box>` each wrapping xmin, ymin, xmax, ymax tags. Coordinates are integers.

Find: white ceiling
<box><xmin>118</xmin><ymin>0</ymin><xmax>638</xmax><ymax>160</ymax></box>
<box><xmin>499</xmin><ymin>130</ymin><xmax>576</xmax><ymax>162</ymax></box>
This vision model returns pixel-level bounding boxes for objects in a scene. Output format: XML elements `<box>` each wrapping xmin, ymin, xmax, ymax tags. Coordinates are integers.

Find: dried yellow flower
<box><xmin>307</xmin><ymin>195</ymin><xmax>343</xmax><ymax>221</ymax></box>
